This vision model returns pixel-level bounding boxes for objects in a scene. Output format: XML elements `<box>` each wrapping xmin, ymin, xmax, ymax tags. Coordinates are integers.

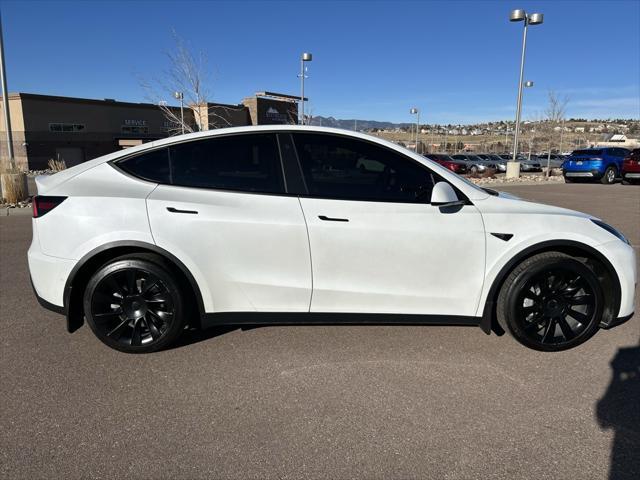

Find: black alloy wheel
<box><xmin>497</xmin><ymin>252</ymin><xmax>603</xmax><ymax>351</ymax></box>
<box><xmin>84</xmin><ymin>255</ymin><xmax>185</xmax><ymax>353</ymax></box>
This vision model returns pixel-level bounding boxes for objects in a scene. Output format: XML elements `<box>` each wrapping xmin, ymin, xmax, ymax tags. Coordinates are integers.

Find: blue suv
<box><xmin>563</xmin><ymin>147</ymin><xmax>630</xmax><ymax>184</ymax></box>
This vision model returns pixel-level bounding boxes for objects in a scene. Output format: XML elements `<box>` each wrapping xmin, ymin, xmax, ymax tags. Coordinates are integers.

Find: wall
<box><xmin>0</xmin><ymin>95</ymin><xmax>28</xmax><ymax>171</ymax></box>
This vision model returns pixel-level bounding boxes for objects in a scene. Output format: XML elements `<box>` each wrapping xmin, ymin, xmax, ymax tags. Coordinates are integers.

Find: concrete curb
<box><xmin>2</xmin><ymin>206</ymin><xmax>32</xmax><ymax>217</ymax></box>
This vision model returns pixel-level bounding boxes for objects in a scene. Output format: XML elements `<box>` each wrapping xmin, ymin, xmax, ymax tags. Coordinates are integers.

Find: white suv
<box><xmin>28</xmin><ymin>126</ymin><xmax>636</xmax><ymax>353</ymax></box>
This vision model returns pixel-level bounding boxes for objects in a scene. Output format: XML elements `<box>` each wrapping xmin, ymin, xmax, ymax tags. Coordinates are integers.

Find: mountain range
<box><xmin>307</xmin><ymin>116</ymin><xmax>413</xmax><ymax>130</ymax></box>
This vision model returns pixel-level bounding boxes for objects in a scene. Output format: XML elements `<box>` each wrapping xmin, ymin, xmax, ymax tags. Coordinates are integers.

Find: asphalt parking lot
<box><xmin>1</xmin><ymin>183</ymin><xmax>639</xmax><ymax>479</ymax></box>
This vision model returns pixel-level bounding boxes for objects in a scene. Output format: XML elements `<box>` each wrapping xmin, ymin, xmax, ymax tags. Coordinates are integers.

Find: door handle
<box><xmin>318</xmin><ymin>215</ymin><xmax>349</xmax><ymax>222</ymax></box>
<box><xmin>167</xmin><ymin>207</ymin><xmax>198</xmax><ymax>215</ymax></box>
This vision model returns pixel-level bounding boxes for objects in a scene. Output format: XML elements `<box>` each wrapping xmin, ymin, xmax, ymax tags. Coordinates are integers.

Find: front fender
<box><xmin>477</xmin><ymin>239</ymin><xmax>622</xmax><ymax>335</ymax></box>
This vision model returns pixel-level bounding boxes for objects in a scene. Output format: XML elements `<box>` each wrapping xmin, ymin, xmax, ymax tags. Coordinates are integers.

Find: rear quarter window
<box><xmin>117</xmin><ymin>148</ymin><xmax>171</xmax><ymax>183</ymax></box>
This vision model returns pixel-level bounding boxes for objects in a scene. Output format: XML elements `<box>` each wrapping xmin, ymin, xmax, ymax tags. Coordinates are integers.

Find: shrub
<box><xmin>48</xmin><ymin>158</ymin><xmax>67</xmax><ymax>172</ymax></box>
<box><xmin>0</xmin><ymin>173</ymin><xmax>27</xmax><ymax>204</ymax></box>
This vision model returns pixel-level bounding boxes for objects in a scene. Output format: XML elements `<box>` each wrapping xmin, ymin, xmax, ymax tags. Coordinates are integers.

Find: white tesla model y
<box><xmin>28</xmin><ymin>126</ymin><xmax>636</xmax><ymax>353</ymax></box>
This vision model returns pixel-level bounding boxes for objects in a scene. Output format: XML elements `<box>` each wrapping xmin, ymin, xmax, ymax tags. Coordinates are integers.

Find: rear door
<box><xmin>135</xmin><ymin>133</ymin><xmax>312</xmax><ymax>314</ymax></box>
<box><xmin>291</xmin><ymin>132</ymin><xmax>486</xmax><ymax>317</ymax></box>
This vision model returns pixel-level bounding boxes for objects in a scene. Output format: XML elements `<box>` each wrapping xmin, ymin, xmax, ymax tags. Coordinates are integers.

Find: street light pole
<box><xmin>512</xmin><ymin>17</ymin><xmax>528</xmax><ymax>163</ymax></box>
<box><xmin>0</xmin><ymin>12</ymin><xmax>14</xmax><ymax>169</ymax></box>
<box><xmin>173</xmin><ymin>91</ymin><xmax>184</xmax><ymax>134</ymax></box>
<box><xmin>508</xmin><ymin>9</ymin><xmax>543</xmax><ymax>177</ymax></box>
<box><xmin>299</xmin><ymin>53</ymin><xmax>312</xmax><ymax>125</ymax></box>
<box><xmin>410</xmin><ymin>108</ymin><xmax>419</xmax><ymax>153</ymax></box>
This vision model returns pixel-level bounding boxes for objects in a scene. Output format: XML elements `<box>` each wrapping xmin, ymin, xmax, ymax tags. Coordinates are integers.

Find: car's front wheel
<box><xmin>497</xmin><ymin>252</ymin><xmax>603</xmax><ymax>351</ymax></box>
<box><xmin>84</xmin><ymin>255</ymin><xmax>186</xmax><ymax>353</ymax></box>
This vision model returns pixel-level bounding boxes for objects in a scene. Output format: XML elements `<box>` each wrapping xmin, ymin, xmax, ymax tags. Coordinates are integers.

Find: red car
<box><xmin>424</xmin><ymin>153</ymin><xmax>468</xmax><ymax>174</ymax></box>
<box><xmin>622</xmin><ymin>148</ymin><xmax>640</xmax><ymax>185</ymax></box>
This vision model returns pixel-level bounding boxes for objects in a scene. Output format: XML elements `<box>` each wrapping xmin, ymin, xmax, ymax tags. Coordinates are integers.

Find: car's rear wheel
<box><xmin>600</xmin><ymin>166</ymin><xmax>617</xmax><ymax>184</ymax></box>
<box><xmin>84</xmin><ymin>255</ymin><xmax>186</xmax><ymax>353</ymax></box>
<box><xmin>563</xmin><ymin>176</ymin><xmax>574</xmax><ymax>183</ymax></box>
<box><xmin>497</xmin><ymin>252</ymin><xmax>603</xmax><ymax>351</ymax></box>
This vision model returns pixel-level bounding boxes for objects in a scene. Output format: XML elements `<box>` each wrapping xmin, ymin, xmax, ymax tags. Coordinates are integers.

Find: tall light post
<box><xmin>0</xmin><ymin>12</ymin><xmax>14</xmax><ymax>169</ymax></box>
<box><xmin>410</xmin><ymin>107</ymin><xmax>420</xmax><ymax>153</ymax></box>
<box><xmin>508</xmin><ymin>9</ymin><xmax>543</xmax><ymax>178</ymax></box>
<box><xmin>299</xmin><ymin>52</ymin><xmax>312</xmax><ymax>125</ymax></box>
<box><xmin>173</xmin><ymin>91</ymin><xmax>184</xmax><ymax>134</ymax></box>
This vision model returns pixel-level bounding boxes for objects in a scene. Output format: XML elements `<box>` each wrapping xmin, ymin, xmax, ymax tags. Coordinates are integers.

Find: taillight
<box><xmin>32</xmin><ymin>195</ymin><xmax>67</xmax><ymax>218</ymax></box>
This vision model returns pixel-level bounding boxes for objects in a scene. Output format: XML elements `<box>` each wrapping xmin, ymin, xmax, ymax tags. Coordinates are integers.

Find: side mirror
<box><xmin>431</xmin><ymin>182</ymin><xmax>465</xmax><ymax>207</ymax></box>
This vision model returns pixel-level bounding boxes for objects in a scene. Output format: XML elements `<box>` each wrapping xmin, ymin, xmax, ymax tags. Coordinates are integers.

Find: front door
<box><xmin>292</xmin><ymin>132</ymin><xmax>486</xmax><ymax>317</ymax></box>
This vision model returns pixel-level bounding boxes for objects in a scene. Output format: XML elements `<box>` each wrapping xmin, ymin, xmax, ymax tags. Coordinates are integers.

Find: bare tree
<box><xmin>139</xmin><ymin>31</ymin><xmax>235</xmax><ymax>135</ymax></box>
<box><xmin>543</xmin><ymin>90</ymin><xmax>570</xmax><ymax>176</ymax></box>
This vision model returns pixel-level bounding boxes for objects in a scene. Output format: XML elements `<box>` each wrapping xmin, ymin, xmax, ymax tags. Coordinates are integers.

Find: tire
<box><xmin>563</xmin><ymin>176</ymin><xmax>574</xmax><ymax>183</ymax></box>
<box><xmin>497</xmin><ymin>252</ymin><xmax>603</xmax><ymax>352</ymax></box>
<box><xmin>83</xmin><ymin>254</ymin><xmax>186</xmax><ymax>353</ymax></box>
<box><xmin>600</xmin><ymin>166</ymin><xmax>617</xmax><ymax>184</ymax></box>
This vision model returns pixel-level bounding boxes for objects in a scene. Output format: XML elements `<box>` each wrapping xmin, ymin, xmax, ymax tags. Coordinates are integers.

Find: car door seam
<box><xmin>297</xmin><ymin>197</ymin><xmax>314</xmax><ymax>312</ymax></box>
<box><xmin>144</xmin><ymin>183</ymin><xmax>160</xmax><ymax>245</ymax></box>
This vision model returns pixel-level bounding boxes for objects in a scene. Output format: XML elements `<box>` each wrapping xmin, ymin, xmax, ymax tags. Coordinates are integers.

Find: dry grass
<box><xmin>1</xmin><ymin>173</ymin><xmax>27</xmax><ymax>204</ymax></box>
<box><xmin>48</xmin><ymin>158</ymin><xmax>67</xmax><ymax>172</ymax></box>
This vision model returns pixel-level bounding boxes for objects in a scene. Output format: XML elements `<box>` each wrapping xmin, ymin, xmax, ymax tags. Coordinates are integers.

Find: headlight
<box><xmin>591</xmin><ymin>219</ymin><xmax>630</xmax><ymax>245</ymax></box>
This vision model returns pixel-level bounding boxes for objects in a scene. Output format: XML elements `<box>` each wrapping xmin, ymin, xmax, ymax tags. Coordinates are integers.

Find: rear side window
<box><xmin>118</xmin><ymin>148</ymin><xmax>170</xmax><ymax>183</ymax></box>
<box><xmin>169</xmin><ymin>134</ymin><xmax>284</xmax><ymax>193</ymax></box>
<box><xmin>117</xmin><ymin>134</ymin><xmax>285</xmax><ymax>194</ymax></box>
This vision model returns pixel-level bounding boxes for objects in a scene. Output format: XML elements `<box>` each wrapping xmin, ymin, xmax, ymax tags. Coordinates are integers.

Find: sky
<box><xmin>1</xmin><ymin>0</ymin><xmax>639</xmax><ymax>124</ymax></box>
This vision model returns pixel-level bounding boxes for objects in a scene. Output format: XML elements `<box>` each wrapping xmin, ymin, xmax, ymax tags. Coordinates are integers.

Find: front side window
<box><xmin>293</xmin><ymin>133</ymin><xmax>437</xmax><ymax>202</ymax></box>
<box><xmin>169</xmin><ymin>133</ymin><xmax>284</xmax><ymax>193</ymax></box>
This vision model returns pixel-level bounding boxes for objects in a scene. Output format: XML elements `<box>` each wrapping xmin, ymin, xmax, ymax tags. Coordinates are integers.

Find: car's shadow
<box><xmin>169</xmin><ymin>324</ymin><xmax>258</xmax><ymax>349</ymax></box>
<box><xmin>596</xmin><ymin>337</ymin><xmax>640</xmax><ymax>479</ymax></box>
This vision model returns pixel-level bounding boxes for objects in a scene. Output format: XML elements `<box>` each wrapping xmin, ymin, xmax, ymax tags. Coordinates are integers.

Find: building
<box><xmin>595</xmin><ymin>134</ymin><xmax>639</xmax><ymax>149</ymax></box>
<box><xmin>0</xmin><ymin>91</ymin><xmax>300</xmax><ymax>171</ymax></box>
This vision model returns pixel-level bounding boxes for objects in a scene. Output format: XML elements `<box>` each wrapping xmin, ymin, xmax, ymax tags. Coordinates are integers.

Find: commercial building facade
<box><xmin>0</xmin><ymin>91</ymin><xmax>300</xmax><ymax>171</ymax></box>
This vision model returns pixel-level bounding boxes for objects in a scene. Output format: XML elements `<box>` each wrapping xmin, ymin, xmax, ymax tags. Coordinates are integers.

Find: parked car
<box><xmin>486</xmin><ymin>154</ymin><xmax>507</xmax><ymax>172</ymax></box>
<box><xmin>424</xmin><ymin>153</ymin><xmax>468</xmax><ymax>174</ymax></box>
<box><xmin>474</xmin><ymin>153</ymin><xmax>500</xmax><ymax>171</ymax></box>
<box><xmin>29</xmin><ymin>126</ymin><xmax>635</xmax><ymax>353</ymax></box>
<box><xmin>622</xmin><ymin>148</ymin><xmax>640</xmax><ymax>185</ymax></box>
<box><xmin>496</xmin><ymin>154</ymin><xmax>542</xmax><ymax>172</ymax></box>
<box><xmin>538</xmin><ymin>154</ymin><xmax>565</xmax><ymax>169</ymax></box>
<box><xmin>474</xmin><ymin>154</ymin><xmax>508</xmax><ymax>173</ymax></box>
<box><xmin>563</xmin><ymin>147</ymin><xmax>630</xmax><ymax>184</ymax></box>
<box><xmin>451</xmin><ymin>154</ymin><xmax>496</xmax><ymax>173</ymax></box>
<box><xmin>519</xmin><ymin>155</ymin><xmax>542</xmax><ymax>172</ymax></box>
